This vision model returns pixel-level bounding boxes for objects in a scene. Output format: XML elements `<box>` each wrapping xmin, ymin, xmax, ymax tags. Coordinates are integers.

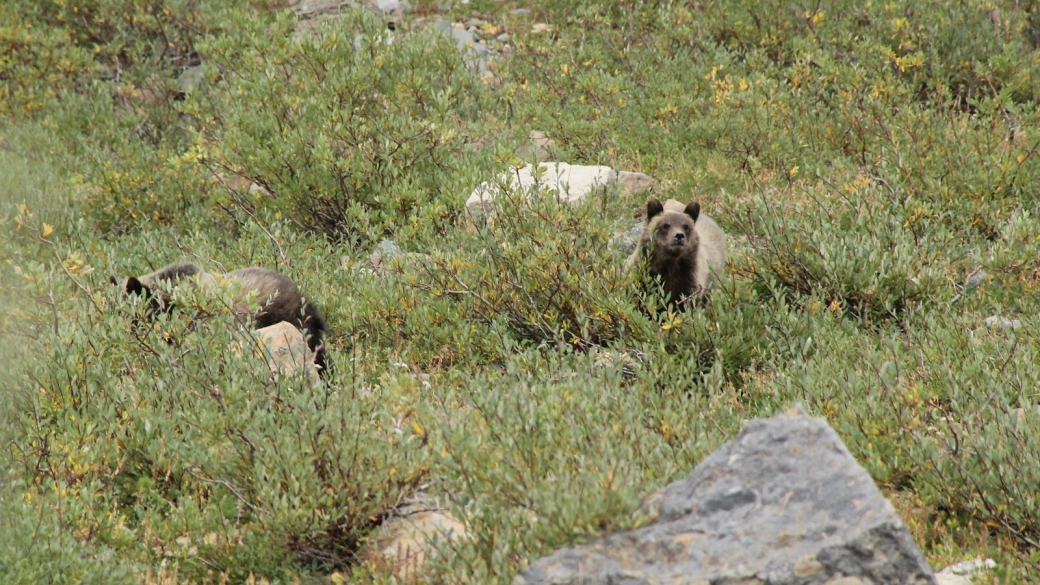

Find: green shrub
<box><xmin>13</xmin><ymin>269</ymin><xmax>428</xmax><ymax>580</ymax></box>
<box><xmin>731</xmin><ymin>185</ymin><xmax>952</xmax><ymax>323</ymax></box>
<box><xmin>7</xmin><ymin>0</ymin><xmax>1040</xmax><ymax>581</ymax></box>
<box><xmin>184</xmin><ymin>9</ymin><xmax>493</xmax><ymax>242</ymax></box>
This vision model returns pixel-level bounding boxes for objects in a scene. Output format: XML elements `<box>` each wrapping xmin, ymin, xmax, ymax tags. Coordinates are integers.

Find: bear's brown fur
<box><xmin>625</xmin><ymin>198</ymin><xmax>727</xmax><ymax>311</ymax></box>
<box><xmin>112</xmin><ymin>263</ymin><xmax>329</xmax><ymax>375</ymax></box>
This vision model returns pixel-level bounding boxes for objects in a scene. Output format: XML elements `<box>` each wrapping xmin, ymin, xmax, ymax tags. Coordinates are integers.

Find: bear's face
<box><xmin>644</xmin><ymin>198</ymin><xmax>700</xmax><ymax>258</ymax></box>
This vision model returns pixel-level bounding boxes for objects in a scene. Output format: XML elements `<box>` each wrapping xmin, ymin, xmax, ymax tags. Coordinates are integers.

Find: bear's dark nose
<box><xmin>674</xmin><ymin>232</ymin><xmax>685</xmax><ymax>244</ymax></box>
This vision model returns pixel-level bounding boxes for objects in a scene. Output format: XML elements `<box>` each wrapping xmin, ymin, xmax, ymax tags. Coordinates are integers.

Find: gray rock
<box><xmin>369</xmin><ymin>239</ymin><xmax>404</xmax><ymax>268</ymax></box>
<box><xmin>432</xmin><ymin>19</ymin><xmax>492</xmax><ymax>71</ymax></box>
<box><xmin>963</xmin><ymin>267</ymin><xmax>986</xmax><ymax>290</ymax></box>
<box><xmin>514</xmin><ymin>406</ymin><xmax>937</xmax><ymax>585</ymax></box>
<box><xmin>368</xmin><ymin>240</ymin><xmax>434</xmax><ymax>274</ymax></box>
<box><xmin>510</xmin><ymin>8</ymin><xmax>531</xmax><ymax>15</ymax></box>
<box><xmin>984</xmin><ymin>315</ymin><xmax>1022</xmax><ymax>330</ymax></box>
<box><xmin>292</xmin><ymin>0</ymin><xmax>347</xmax><ymax>16</ymax></box>
<box><xmin>497</xmin><ymin>33</ymin><xmax>511</xmax><ymax>43</ymax></box>
<box><xmin>607</xmin><ymin>222</ymin><xmax>644</xmax><ymax>255</ymax></box>
<box><xmin>177</xmin><ymin>65</ymin><xmax>207</xmax><ymax>96</ymax></box>
<box><xmin>373</xmin><ymin>0</ymin><xmax>411</xmax><ymax>12</ymax></box>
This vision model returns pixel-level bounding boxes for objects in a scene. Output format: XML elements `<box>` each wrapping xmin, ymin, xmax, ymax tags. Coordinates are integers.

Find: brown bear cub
<box><xmin>625</xmin><ymin>198</ymin><xmax>727</xmax><ymax>311</ymax></box>
<box><xmin>112</xmin><ymin>263</ymin><xmax>329</xmax><ymax>375</ymax></box>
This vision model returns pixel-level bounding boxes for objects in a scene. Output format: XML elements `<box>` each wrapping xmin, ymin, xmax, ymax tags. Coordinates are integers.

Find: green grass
<box><xmin>3</xmin><ymin>0</ymin><xmax>1040</xmax><ymax>582</ymax></box>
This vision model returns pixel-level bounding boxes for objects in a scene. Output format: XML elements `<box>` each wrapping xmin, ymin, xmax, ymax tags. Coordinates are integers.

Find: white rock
<box><xmin>466</xmin><ymin>162</ymin><xmax>655</xmax><ymax>219</ymax></box>
<box><xmin>935</xmin><ymin>575</ymin><xmax>972</xmax><ymax>585</ymax></box>
<box><xmin>935</xmin><ymin>558</ymin><xmax>996</xmax><ymax>585</ymax></box>
<box><xmin>373</xmin><ymin>0</ymin><xmax>410</xmax><ymax>12</ymax></box>
<box><xmin>984</xmin><ymin>315</ymin><xmax>1022</xmax><ymax>330</ymax></box>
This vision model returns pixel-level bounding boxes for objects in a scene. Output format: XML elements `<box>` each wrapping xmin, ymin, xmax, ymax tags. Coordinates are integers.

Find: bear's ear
<box><xmin>684</xmin><ymin>202</ymin><xmax>701</xmax><ymax>222</ymax></box>
<box><xmin>646</xmin><ymin>198</ymin><xmax>665</xmax><ymax>222</ymax></box>
<box><xmin>109</xmin><ymin>276</ymin><xmax>119</xmax><ymax>286</ymax></box>
<box><xmin>125</xmin><ymin>277</ymin><xmax>149</xmax><ymax>297</ymax></box>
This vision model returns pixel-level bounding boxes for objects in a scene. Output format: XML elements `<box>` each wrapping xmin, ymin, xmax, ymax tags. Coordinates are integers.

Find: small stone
<box><xmin>510</xmin><ymin>8</ymin><xmax>531</xmax><ymax>15</ymax></box>
<box><xmin>937</xmin><ymin>558</ymin><xmax>996</xmax><ymax>577</ymax></box>
<box><xmin>963</xmin><ymin>267</ymin><xmax>986</xmax><ymax>290</ymax></box>
<box><xmin>368</xmin><ymin>240</ymin><xmax>434</xmax><ymax>274</ymax></box>
<box><xmin>434</xmin><ymin>20</ymin><xmax>493</xmax><ymax>72</ymax></box>
<box><xmin>292</xmin><ymin>0</ymin><xmax>346</xmax><ymax>16</ymax></box>
<box><xmin>465</xmin><ymin>18</ymin><xmax>486</xmax><ymax>28</ymax></box>
<box><xmin>607</xmin><ymin>222</ymin><xmax>645</xmax><ymax>255</ymax></box>
<box><xmin>247</xmin><ymin>182</ymin><xmax>270</xmax><ymax>196</ymax></box>
<box><xmin>616</xmin><ymin>170</ymin><xmax>657</xmax><ymax>195</ymax></box>
<box><xmin>531</xmin><ymin>22</ymin><xmax>551</xmax><ymax>34</ymax></box>
<box><xmin>515</xmin><ymin>130</ymin><xmax>556</xmax><ymax>162</ymax></box>
<box><xmin>177</xmin><ymin>65</ymin><xmax>206</xmax><ymax>97</ymax></box>
<box><xmin>369</xmin><ymin>239</ymin><xmax>404</xmax><ymax>269</ymax></box>
<box><xmin>592</xmin><ymin>349</ymin><xmax>640</xmax><ymax>377</ymax></box>
<box><xmin>370</xmin><ymin>494</ymin><xmax>470</xmax><ymax>580</ymax></box>
<box><xmin>984</xmin><ymin>315</ymin><xmax>1022</xmax><ymax>330</ymax></box>
<box><xmin>253</xmin><ymin>322</ymin><xmax>321</xmax><ymax>381</ymax></box>
<box><xmin>497</xmin><ymin>32</ymin><xmax>510</xmax><ymax>42</ymax></box>
<box><xmin>373</xmin><ymin>0</ymin><xmax>411</xmax><ymax>12</ymax></box>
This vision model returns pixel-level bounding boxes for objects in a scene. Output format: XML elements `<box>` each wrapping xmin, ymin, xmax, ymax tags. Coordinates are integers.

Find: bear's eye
<box><xmin>683</xmin><ymin>226</ymin><xmax>691</xmax><ymax>234</ymax></box>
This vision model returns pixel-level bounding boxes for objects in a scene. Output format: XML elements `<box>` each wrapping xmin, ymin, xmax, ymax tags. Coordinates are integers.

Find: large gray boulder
<box><xmin>514</xmin><ymin>406</ymin><xmax>937</xmax><ymax>585</ymax></box>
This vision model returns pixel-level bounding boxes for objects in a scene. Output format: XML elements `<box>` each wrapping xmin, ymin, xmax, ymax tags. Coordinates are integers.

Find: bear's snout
<box><xmin>673</xmin><ymin>232</ymin><xmax>685</xmax><ymax>244</ymax></box>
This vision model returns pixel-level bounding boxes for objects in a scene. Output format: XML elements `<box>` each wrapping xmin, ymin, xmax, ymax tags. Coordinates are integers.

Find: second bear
<box><xmin>113</xmin><ymin>263</ymin><xmax>329</xmax><ymax>374</ymax></box>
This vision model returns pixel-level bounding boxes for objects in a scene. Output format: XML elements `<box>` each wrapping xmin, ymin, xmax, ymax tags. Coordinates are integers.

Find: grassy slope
<box><xmin>2</xmin><ymin>0</ymin><xmax>1040</xmax><ymax>583</ymax></box>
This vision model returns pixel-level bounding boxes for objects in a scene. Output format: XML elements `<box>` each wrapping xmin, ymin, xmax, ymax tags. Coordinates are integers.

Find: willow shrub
<box><xmin>182</xmin><ymin>9</ymin><xmax>493</xmax><ymax>243</ymax></box>
<box><xmin>14</xmin><ymin>267</ymin><xmax>428</xmax><ymax>581</ymax></box>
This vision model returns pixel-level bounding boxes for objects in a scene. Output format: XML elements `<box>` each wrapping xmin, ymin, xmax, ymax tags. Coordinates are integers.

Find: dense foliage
<box><xmin>3</xmin><ymin>0</ymin><xmax>1040</xmax><ymax>582</ymax></box>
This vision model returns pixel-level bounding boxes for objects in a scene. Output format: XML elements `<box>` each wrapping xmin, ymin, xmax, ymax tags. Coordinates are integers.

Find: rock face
<box><xmin>467</xmin><ymin>162</ymin><xmax>656</xmax><ymax>220</ymax></box>
<box><xmin>514</xmin><ymin>407</ymin><xmax>937</xmax><ymax>585</ymax></box>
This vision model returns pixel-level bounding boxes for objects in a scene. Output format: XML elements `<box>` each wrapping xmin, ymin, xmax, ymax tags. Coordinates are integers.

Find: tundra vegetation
<box><xmin>2</xmin><ymin>0</ymin><xmax>1040</xmax><ymax>583</ymax></box>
